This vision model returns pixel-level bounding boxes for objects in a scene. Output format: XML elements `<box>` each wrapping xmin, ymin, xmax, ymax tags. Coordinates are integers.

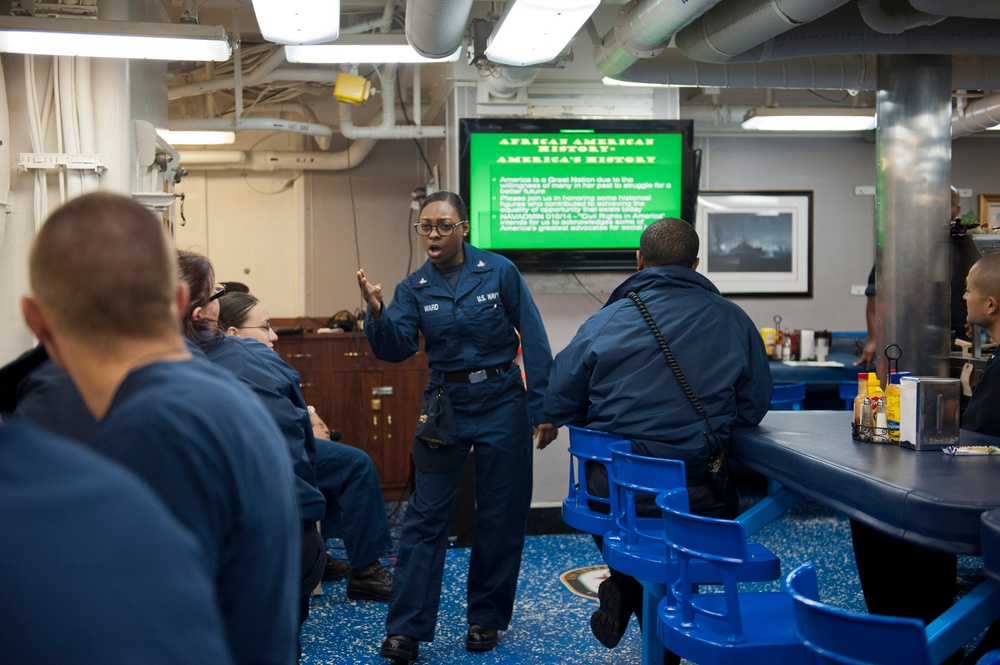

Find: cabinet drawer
<box><xmin>327</xmin><ymin>338</ymin><xmax>376</xmax><ymax>371</ymax></box>
<box><xmin>277</xmin><ymin>340</ymin><xmax>327</xmax><ymax>370</ymax></box>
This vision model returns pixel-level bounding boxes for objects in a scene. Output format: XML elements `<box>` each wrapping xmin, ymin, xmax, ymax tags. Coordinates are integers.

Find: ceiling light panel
<box><xmin>0</xmin><ymin>15</ymin><xmax>232</xmax><ymax>61</ymax></box>
<box><xmin>485</xmin><ymin>0</ymin><xmax>601</xmax><ymax>67</ymax></box>
<box><xmin>251</xmin><ymin>0</ymin><xmax>340</xmax><ymax>45</ymax></box>
<box><xmin>285</xmin><ymin>35</ymin><xmax>461</xmax><ymax>63</ymax></box>
<box><xmin>742</xmin><ymin>107</ymin><xmax>876</xmax><ymax>131</ymax></box>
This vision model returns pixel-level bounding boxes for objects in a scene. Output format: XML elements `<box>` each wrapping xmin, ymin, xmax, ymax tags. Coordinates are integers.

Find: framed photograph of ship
<box><xmin>694</xmin><ymin>191</ymin><xmax>813</xmax><ymax>296</ymax></box>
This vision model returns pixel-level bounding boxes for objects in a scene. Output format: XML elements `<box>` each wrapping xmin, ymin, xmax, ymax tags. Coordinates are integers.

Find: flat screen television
<box><xmin>458</xmin><ymin>117</ymin><xmax>698</xmax><ymax>271</ymax></box>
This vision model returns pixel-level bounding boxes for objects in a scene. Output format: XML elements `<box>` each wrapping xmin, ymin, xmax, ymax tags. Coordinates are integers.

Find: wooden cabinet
<box><xmin>272</xmin><ymin>323</ymin><xmax>427</xmax><ymax>498</ymax></box>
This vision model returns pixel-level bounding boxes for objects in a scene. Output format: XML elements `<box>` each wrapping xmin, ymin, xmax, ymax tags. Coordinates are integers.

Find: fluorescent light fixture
<box><xmin>485</xmin><ymin>0</ymin><xmax>601</xmax><ymax>67</ymax></box>
<box><xmin>157</xmin><ymin>129</ymin><xmax>236</xmax><ymax>146</ymax></box>
<box><xmin>250</xmin><ymin>0</ymin><xmax>339</xmax><ymax>45</ymax></box>
<box><xmin>742</xmin><ymin>107</ymin><xmax>876</xmax><ymax>131</ymax></box>
<box><xmin>601</xmin><ymin>77</ymin><xmax>695</xmax><ymax>88</ymax></box>
<box><xmin>0</xmin><ymin>15</ymin><xmax>232</xmax><ymax>61</ymax></box>
<box><xmin>285</xmin><ymin>35</ymin><xmax>461</xmax><ymax>64</ymax></box>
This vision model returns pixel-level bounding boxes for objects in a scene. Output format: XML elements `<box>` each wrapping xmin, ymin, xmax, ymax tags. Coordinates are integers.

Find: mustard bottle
<box><xmin>868</xmin><ymin>373</ymin><xmax>886</xmax><ymax>442</ymax></box>
<box><xmin>886</xmin><ymin>373</ymin><xmax>902</xmax><ymax>443</ymax></box>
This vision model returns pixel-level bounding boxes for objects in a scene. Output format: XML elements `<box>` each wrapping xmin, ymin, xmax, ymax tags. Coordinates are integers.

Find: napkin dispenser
<box><xmin>899</xmin><ymin>376</ymin><xmax>960</xmax><ymax>450</ymax></box>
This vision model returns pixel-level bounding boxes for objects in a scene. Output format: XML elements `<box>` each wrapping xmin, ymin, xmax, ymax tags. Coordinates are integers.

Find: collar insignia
<box><xmin>477</xmin><ymin>260</ymin><xmax>486</xmax><ymax>268</ymax></box>
<box><xmin>418</xmin><ymin>277</ymin><xmax>428</xmax><ymax>284</ymax></box>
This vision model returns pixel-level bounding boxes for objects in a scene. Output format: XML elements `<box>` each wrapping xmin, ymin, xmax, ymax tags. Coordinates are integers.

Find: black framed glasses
<box><xmin>206</xmin><ymin>284</ymin><xmax>228</xmax><ymax>304</ymax></box>
<box><xmin>239</xmin><ymin>322</ymin><xmax>272</xmax><ymax>332</ymax></box>
<box><xmin>413</xmin><ymin>221</ymin><xmax>467</xmax><ymax>236</ymax></box>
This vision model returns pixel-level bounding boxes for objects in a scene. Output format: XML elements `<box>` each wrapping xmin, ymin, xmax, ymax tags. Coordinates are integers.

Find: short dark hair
<box><xmin>419</xmin><ymin>190</ymin><xmax>469</xmax><ymax>222</ymax></box>
<box><xmin>29</xmin><ymin>192</ymin><xmax>177</xmax><ymax>339</ymax></box>
<box><xmin>971</xmin><ymin>253</ymin><xmax>1000</xmax><ymax>301</ymax></box>
<box><xmin>639</xmin><ymin>218</ymin><xmax>699</xmax><ymax>268</ymax></box>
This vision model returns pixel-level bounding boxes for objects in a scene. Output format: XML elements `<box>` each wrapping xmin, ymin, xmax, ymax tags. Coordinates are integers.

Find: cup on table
<box><xmin>815</xmin><ymin>331</ymin><xmax>830</xmax><ymax>362</ymax></box>
<box><xmin>799</xmin><ymin>329</ymin><xmax>815</xmax><ymax>360</ymax></box>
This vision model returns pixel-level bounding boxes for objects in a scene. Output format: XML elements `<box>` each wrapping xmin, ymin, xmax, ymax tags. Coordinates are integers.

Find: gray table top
<box><xmin>731</xmin><ymin>411</ymin><xmax>1000</xmax><ymax>554</ymax></box>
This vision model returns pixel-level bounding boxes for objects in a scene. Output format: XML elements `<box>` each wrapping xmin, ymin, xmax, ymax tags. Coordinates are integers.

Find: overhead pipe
<box><xmin>857</xmin><ymin>0</ymin><xmax>946</xmax><ymax>34</ymax></box>
<box><xmin>338</xmin><ymin>65</ymin><xmax>447</xmax><ymax>140</ymax></box>
<box><xmin>168</xmin><ymin>48</ymin><xmax>287</xmax><ymax>100</ymax></box>
<box><xmin>719</xmin><ymin>4</ymin><xmax>1000</xmax><ymax>63</ymax></box>
<box><xmin>169</xmin><ymin>117</ymin><xmax>333</xmax><ymax>138</ymax></box>
<box><xmin>170</xmin><ymin>0</ymin><xmax>394</xmax><ymax>101</ymax></box>
<box><xmin>609</xmin><ymin>49</ymin><xmax>879</xmax><ymax>89</ymax></box>
<box><xmin>405</xmin><ymin>0</ymin><xmax>473</xmax><ymax>59</ymax></box>
<box><xmin>593</xmin><ymin>0</ymin><xmax>723</xmax><ymax>78</ymax></box>
<box><xmin>349</xmin><ymin>0</ymin><xmax>396</xmax><ymax>35</ymax></box>
<box><xmin>952</xmin><ymin>93</ymin><xmax>1000</xmax><ymax>137</ymax></box>
<box><xmin>486</xmin><ymin>66</ymin><xmax>541</xmax><ymax>99</ymax></box>
<box><xmin>675</xmin><ymin>0</ymin><xmax>851</xmax><ymax>64</ymax></box>
<box><xmin>909</xmin><ymin>0</ymin><xmax>997</xmax><ymax>19</ymax></box>
<box><xmin>611</xmin><ymin>48</ymin><xmax>1000</xmax><ymax>91</ymax></box>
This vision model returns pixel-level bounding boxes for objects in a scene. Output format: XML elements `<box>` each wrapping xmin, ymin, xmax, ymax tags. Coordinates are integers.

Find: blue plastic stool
<box><xmin>784</xmin><ymin>563</ymin><xmax>932</xmax><ymax>665</ymax></box>
<box><xmin>603</xmin><ymin>441</ymin><xmax>780</xmax><ymax>587</ymax></box>
<box><xmin>978</xmin><ymin>650</ymin><xmax>1000</xmax><ymax>665</ymax></box>
<box><xmin>771</xmin><ymin>381</ymin><xmax>807</xmax><ymax>411</ymax></box>
<box><xmin>839</xmin><ymin>380</ymin><xmax>859</xmax><ymax>410</ymax></box>
<box><xmin>603</xmin><ymin>444</ymin><xmax>781</xmax><ymax>665</ymax></box>
<box><xmin>657</xmin><ymin>488</ymin><xmax>801</xmax><ymax>665</ymax></box>
<box><xmin>561</xmin><ymin>425</ymin><xmax>624</xmax><ymax>535</ymax></box>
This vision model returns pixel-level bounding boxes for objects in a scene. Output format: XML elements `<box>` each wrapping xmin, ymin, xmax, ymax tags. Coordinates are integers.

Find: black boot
<box><xmin>346</xmin><ymin>561</ymin><xmax>393</xmax><ymax>601</ymax></box>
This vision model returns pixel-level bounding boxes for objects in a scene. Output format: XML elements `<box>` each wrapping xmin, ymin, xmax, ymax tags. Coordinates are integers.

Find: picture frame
<box><xmin>695</xmin><ymin>191</ymin><xmax>813</xmax><ymax>296</ymax></box>
<box><xmin>978</xmin><ymin>194</ymin><xmax>1000</xmax><ymax>230</ymax></box>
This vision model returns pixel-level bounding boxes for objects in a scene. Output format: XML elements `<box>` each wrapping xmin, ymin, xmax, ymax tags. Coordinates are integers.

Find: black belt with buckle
<box><xmin>442</xmin><ymin>361</ymin><xmax>513</xmax><ymax>384</ymax></box>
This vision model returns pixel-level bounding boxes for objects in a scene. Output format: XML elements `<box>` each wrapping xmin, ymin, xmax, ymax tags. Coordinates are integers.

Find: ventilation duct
<box><xmin>405</xmin><ymin>0</ymin><xmax>474</xmax><ymax>59</ymax></box>
<box><xmin>856</xmin><ymin>0</ymin><xmax>946</xmax><ymax>34</ymax></box>
<box><xmin>593</xmin><ymin>0</ymin><xmax>723</xmax><ymax>78</ymax></box>
<box><xmin>717</xmin><ymin>4</ymin><xmax>1000</xmax><ymax>63</ymax></box>
<box><xmin>609</xmin><ymin>50</ymin><xmax>1000</xmax><ymax>91</ymax></box>
<box><xmin>675</xmin><ymin>0</ymin><xmax>851</xmax><ymax>64</ymax></box>
<box><xmin>608</xmin><ymin>49</ymin><xmax>878</xmax><ymax>89</ymax></box>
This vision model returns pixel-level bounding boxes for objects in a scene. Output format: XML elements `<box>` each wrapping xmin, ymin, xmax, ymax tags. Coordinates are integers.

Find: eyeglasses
<box><xmin>206</xmin><ymin>284</ymin><xmax>227</xmax><ymax>304</ymax></box>
<box><xmin>239</xmin><ymin>322</ymin><xmax>272</xmax><ymax>332</ymax></box>
<box><xmin>413</xmin><ymin>220</ymin><xmax>467</xmax><ymax>236</ymax></box>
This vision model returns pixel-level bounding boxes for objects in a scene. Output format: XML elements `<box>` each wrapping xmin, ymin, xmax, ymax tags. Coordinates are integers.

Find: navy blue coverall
<box><xmin>0</xmin><ymin>420</ymin><xmax>236</xmax><ymax>665</ymax></box>
<box><xmin>364</xmin><ymin>243</ymin><xmax>553</xmax><ymax>642</ymax></box>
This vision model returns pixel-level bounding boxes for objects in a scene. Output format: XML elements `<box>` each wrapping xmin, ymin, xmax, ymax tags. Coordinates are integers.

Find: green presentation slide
<box><xmin>468</xmin><ymin>132</ymin><xmax>684</xmax><ymax>250</ymax></box>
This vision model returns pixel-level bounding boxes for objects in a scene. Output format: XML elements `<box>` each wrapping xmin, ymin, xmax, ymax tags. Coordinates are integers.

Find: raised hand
<box><xmin>357</xmin><ymin>269</ymin><xmax>384</xmax><ymax>319</ymax></box>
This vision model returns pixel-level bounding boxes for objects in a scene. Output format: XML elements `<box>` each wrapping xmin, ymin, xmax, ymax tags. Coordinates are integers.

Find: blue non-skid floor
<box><xmin>301</xmin><ymin>499</ymin><xmax>986</xmax><ymax>665</ymax></box>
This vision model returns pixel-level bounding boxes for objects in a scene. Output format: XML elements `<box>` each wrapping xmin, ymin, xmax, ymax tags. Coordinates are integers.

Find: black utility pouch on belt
<box><xmin>415</xmin><ymin>385</ymin><xmax>458</xmax><ymax>449</ymax></box>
